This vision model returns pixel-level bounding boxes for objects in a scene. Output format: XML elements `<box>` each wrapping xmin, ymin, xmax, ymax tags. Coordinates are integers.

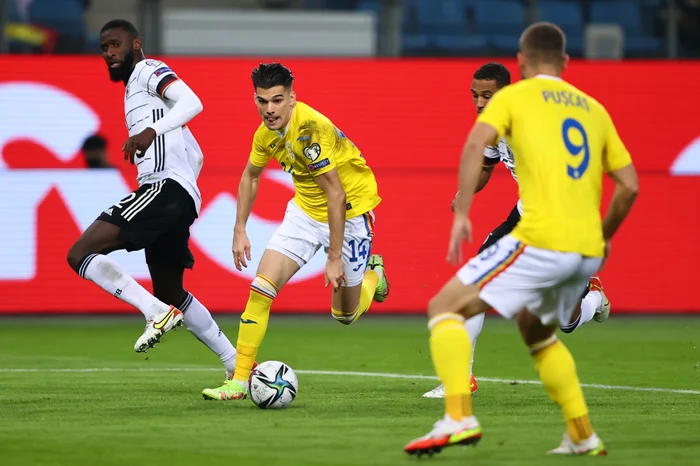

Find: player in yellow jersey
<box><xmin>404</xmin><ymin>23</ymin><xmax>638</xmax><ymax>457</ymax></box>
<box><xmin>423</xmin><ymin>62</ymin><xmax>613</xmax><ymax>400</ymax></box>
<box><xmin>202</xmin><ymin>63</ymin><xmax>389</xmax><ymax>401</ymax></box>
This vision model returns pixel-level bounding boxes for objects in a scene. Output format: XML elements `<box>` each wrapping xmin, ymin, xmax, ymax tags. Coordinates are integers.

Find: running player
<box><xmin>404</xmin><ymin>22</ymin><xmax>638</xmax><ymax>456</ymax></box>
<box><xmin>202</xmin><ymin>63</ymin><xmax>389</xmax><ymax>401</ymax></box>
<box><xmin>423</xmin><ymin>62</ymin><xmax>611</xmax><ymax>399</ymax></box>
<box><xmin>67</xmin><ymin>20</ymin><xmax>237</xmax><ymax>380</ymax></box>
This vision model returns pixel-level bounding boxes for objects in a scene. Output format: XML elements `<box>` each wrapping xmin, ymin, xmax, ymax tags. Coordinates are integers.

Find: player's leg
<box><xmin>560</xmin><ymin>276</ymin><xmax>611</xmax><ymax>334</ymax></box>
<box><xmin>329</xmin><ymin>211</ymin><xmax>389</xmax><ymax>325</ymax></box>
<box><xmin>422</xmin><ymin>206</ymin><xmax>520</xmax><ymax>399</ymax></box>
<box><xmin>203</xmin><ymin>201</ymin><xmax>317</xmax><ymax>400</ymax></box>
<box><xmin>516</xmin><ymin>312</ymin><xmax>605</xmax><ymax>455</ymax></box>
<box><xmin>66</xmin><ymin>186</ymin><xmax>175</xmax><ymax>322</ymax></box>
<box><xmin>201</xmin><ymin>249</ymin><xmax>300</xmax><ymax>401</ymax></box>
<box><xmin>517</xmin><ymin>266</ymin><xmax>607</xmax><ymax>456</ymax></box>
<box><xmin>144</xmin><ymin>220</ymin><xmax>237</xmax><ymax>376</ymax></box>
<box><xmin>406</xmin><ymin>235</ymin><xmax>533</xmax><ymax>455</ymax></box>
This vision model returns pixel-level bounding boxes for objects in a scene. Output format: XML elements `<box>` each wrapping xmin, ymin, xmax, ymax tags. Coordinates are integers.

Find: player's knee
<box><xmin>427</xmin><ymin>295</ymin><xmax>451</xmax><ymax>319</ymax></box>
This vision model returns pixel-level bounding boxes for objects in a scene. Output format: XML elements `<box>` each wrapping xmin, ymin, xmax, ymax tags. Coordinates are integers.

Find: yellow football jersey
<box><xmin>476</xmin><ymin>75</ymin><xmax>632</xmax><ymax>257</ymax></box>
<box><xmin>249</xmin><ymin>102</ymin><xmax>381</xmax><ymax>222</ymax></box>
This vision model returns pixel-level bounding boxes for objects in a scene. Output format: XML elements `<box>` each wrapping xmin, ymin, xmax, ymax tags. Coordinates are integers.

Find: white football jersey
<box><xmin>484</xmin><ymin>137</ymin><xmax>522</xmax><ymax>214</ymax></box>
<box><xmin>124</xmin><ymin>59</ymin><xmax>203</xmax><ymax>213</ymax></box>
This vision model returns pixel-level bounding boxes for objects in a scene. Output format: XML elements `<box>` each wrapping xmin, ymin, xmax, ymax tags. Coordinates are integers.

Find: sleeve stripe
<box><xmin>157</xmin><ymin>75</ymin><xmax>179</xmax><ymax>97</ymax></box>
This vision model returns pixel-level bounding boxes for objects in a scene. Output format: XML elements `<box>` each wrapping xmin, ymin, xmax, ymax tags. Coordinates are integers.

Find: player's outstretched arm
<box><xmin>454</xmin><ymin>122</ymin><xmax>499</xmax><ymax>217</ymax></box>
<box><xmin>232</xmin><ymin>161</ymin><xmax>265</xmax><ymax>270</ymax></box>
<box><xmin>314</xmin><ymin>168</ymin><xmax>347</xmax><ymax>291</ymax></box>
<box><xmin>602</xmin><ymin>164</ymin><xmax>638</xmax><ymax>241</ymax></box>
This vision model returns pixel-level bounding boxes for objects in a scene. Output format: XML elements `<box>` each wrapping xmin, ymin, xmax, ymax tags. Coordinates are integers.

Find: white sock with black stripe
<box><xmin>79</xmin><ymin>253</ymin><xmax>169</xmax><ymax>321</ymax></box>
<box><xmin>179</xmin><ymin>292</ymin><xmax>237</xmax><ymax>378</ymax></box>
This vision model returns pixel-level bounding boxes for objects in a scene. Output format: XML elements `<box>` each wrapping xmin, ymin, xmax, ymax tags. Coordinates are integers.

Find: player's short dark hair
<box><xmin>520</xmin><ymin>22</ymin><xmax>566</xmax><ymax>66</ymax></box>
<box><xmin>251</xmin><ymin>63</ymin><xmax>294</xmax><ymax>91</ymax></box>
<box><xmin>473</xmin><ymin>62</ymin><xmax>511</xmax><ymax>88</ymax></box>
<box><xmin>100</xmin><ymin>19</ymin><xmax>139</xmax><ymax>38</ymax></box>
<box><xmin>82</xmin><ymin>134</ymin><xmax>107</xmax><ymax>152</ymax></box>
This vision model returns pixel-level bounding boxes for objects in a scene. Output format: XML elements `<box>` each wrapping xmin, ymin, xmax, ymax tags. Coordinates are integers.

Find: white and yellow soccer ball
<box><xmin>248</xmin><ymin>360</ymin><xmax>299</xmax><ymax>409</ymax></box>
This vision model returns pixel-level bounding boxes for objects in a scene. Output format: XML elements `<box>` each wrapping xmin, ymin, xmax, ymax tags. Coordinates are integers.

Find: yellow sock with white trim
<box><xmin>429</xmin><ymin>313</ymin><xmax>472</xmax><ymax>421</ymax></box>
<box><xmin>234</xmin><ymin>274</ymin><xmax>277</xmax><ymax>384</ymax></box>
<box><xmin>531</xmin><ymin>337</ymin><xmax>593</xmax><ymax>443</ymax></box>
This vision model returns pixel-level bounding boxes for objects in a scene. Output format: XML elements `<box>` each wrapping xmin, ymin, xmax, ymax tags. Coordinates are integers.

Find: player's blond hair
<box><xmin>519</xmin><ymin>22</ymin><xmax>567</xmax><ymax>67</ymax></box>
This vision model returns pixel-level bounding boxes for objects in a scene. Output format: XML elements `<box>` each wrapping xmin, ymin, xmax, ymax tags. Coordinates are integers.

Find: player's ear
<box><xmin>133</xmin><ymin>36</ymin><xmax>142</xmax><ymax>52</ymax></box>
<box><xmin>289</xmin><ymin>90</ymin><xmax>297</xmax><ymax>105</ymax></box>
<box><xmin>562</xmin><ymin>53</ymin><xmax>570</xmax><ymax>71</ymax></box>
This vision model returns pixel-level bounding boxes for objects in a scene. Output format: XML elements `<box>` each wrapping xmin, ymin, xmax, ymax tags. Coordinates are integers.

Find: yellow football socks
<box><xmin>233</xmin><ymin>274</ymin><xmax>277</xmax><ymax>384</ymax></box>
<box><xmin>331</xmin><ymin>268</ymin><xmax>380</xmax><ymax>325</ymax></box>
<box><xmin>532</xmin><ymin>338</ymin><xmax>593</xmax><ymax>443</ymax></box>
<box><xmin>358</xmin><ymin>268</ymin><xmax>380</xmax><ymax>316</ymax></box>
<box><xmin>429</xmin><ymin>313</ymin><xmax>472</xmax><ymax>421</ymax></box>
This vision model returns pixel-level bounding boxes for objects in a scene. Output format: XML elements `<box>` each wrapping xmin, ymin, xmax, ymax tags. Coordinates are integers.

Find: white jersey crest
<box><xmin>124</xmin><ymin>60</ymin><xmax>203</xmax><ymax>213</ymax></box>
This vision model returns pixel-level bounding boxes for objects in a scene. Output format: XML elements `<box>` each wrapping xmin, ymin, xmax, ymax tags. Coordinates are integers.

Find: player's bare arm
<box><xmin>447</xmin><ymin>122</ymin><xmax>499</xmax><ymax>265</ymax></box>
<box><xmin>450</xmin><ymin>165</ymin><xmax>496</xmax><ymax>212</ymax></box>
<box><xmin>314</xmin><ymin>168</ymin><xmax>348</xmax><ymax>291</ymax></box>
<box><xmin>232</xmin><ymin>161</ymin><xmax>265</xmax><ymax>271</ymax></box>
<box><xmin>122</xmin><ymin>80</ymin><xmax>203</xmax><ymax>164</ymax></box>
<box><xmin>601</xmin><ymin>163</ymin><xmax>639</xmax><ymax>269</ymax></box>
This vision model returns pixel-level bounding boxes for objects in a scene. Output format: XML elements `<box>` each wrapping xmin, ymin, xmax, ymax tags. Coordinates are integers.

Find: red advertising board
<box><xmin>0</xmin><ymin>56</ymin><xmax>698</xmax><ymax>313</ymax></box>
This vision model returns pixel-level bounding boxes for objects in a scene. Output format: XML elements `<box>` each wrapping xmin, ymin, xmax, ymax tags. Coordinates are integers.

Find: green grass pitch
<box><xmin>0</xmin><ymin>315</ymin><xmax>698</xmax><ymax>465</ymax></box>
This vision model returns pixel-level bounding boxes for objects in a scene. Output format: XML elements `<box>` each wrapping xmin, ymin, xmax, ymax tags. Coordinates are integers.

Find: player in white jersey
<box><xmin>66</xmin><ymin>20</ymin><xmax>238</xmax><ymax>382</ymax></box>
<box><xmin>423</xmin><ymin>62</ymin><xmax>611</xmax><ymax>399</ymax></box>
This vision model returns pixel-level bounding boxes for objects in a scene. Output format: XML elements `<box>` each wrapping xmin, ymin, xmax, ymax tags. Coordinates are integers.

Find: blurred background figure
<box><xmin>81</xmin><ymin>134</ymin><xmax>114</xmax><ymax>169</ymax></box>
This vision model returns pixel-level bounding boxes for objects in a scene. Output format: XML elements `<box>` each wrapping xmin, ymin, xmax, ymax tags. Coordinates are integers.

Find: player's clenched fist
<box><xmin>232</xmin><ymin>228</ymin><xmax>252</xmax><ymax>271</ymax></box>
<box><xmin>122</xmin><ymin>127</ymin><xmax>156</xmax><ymax>165</ymax></box>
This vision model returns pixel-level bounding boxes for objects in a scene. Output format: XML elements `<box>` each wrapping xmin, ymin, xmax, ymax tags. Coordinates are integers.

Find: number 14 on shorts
<box><xmin>348</xmin><ymin>239</ymin><xmax>370</xmax><ymax>272</ymax></box>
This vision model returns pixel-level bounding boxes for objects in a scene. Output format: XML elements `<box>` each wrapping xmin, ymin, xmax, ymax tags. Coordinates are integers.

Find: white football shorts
<box><xmin>267</xmin><ymin>200</ymin><xmax>375</xmax><ymax>287</ymax></box>
<box><xmin>456</xmin><ymin>234</ymin><xmax>602</xmax><ymax>326</ymax></box>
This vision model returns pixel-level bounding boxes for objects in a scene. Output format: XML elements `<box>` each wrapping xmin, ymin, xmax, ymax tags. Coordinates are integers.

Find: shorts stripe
<box><xmin>362</xmin><ymin>212</ymin><xmax>375</xmax><ymax>237</ymax></box>
<box><xmin>121</xmin><ymin>180</ymin><xmax>165</xmax><ymax>221</ymax></box>
<box><xmin>475</xmin><ymin>242</ymin><xmax>526</xmax><ymax>288</ymax></box>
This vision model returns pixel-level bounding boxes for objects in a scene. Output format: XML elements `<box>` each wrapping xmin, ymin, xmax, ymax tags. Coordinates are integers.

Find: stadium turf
<box><xmin>0</xmin><ymin>315</ymin><xmax>698</xmax><ymax>465</ymax></box>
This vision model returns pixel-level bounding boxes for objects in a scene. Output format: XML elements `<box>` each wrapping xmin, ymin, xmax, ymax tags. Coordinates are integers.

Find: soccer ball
<box><xmin>248</xmin><ymin>360</ymin><xmax>299</xmax><ymax>409</ymax></box>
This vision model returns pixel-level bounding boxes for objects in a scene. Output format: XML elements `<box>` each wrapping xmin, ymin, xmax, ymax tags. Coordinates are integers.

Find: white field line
<box><xmin>0</xmin><ymin>367</ymin><xmax>698</xmax><ymax>395</ymax></box>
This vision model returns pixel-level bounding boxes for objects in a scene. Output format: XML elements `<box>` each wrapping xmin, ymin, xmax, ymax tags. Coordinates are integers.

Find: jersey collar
<box><xmin>534</xmin><ymin>74</ymin><xmax>562</xmax><ymax>81</ymax></box>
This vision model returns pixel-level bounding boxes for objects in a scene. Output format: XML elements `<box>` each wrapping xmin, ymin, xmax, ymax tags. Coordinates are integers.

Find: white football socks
<box><xmin>179</xmin><ymin>292</ymin><xmax>237</xmax><ymax>378</ymax></box>
<box><xmin>80</xmin><ymin>253</ymin><xmax>169</xmax><ymax>320</ymax></box>
<box><xmin>576</xmin><ymin>291</ymin><xmax>602</xmax><ymax>330</ymax></box>
<box><xmin>464</xmin><ymin>312</ymin><xmax>485</xmax><ymax>377</ymax></box>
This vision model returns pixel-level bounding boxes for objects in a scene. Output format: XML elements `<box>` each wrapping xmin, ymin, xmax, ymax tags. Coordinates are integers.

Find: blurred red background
<box><xmin>0</xmin><ymin>57</ymin><xmax>698</xmax><ymax>313</ymax></box>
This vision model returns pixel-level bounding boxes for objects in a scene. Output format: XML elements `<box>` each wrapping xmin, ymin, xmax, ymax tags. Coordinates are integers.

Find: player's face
<box><xmin>254</xmin><ymin>86</ymin><xmax>296</xmax><ymax>130</ymax></box>
<box><xmin>100</xmin><ymin>28</ymin><xmax>140</xmax><ymax>83</ymax></box>
<box><xmin>471</xmin><ymin>79</ymin><xmax>500</xmax><ymax>114</ymax></box>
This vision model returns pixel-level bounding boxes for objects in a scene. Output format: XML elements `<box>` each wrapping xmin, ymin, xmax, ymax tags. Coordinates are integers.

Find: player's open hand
<box><xmin>447</xmin><ymin>214</ymin><xmax>472</xmax><ymax>266</ymax></box>
<box><xmin>450</xmin><ymin>191</ymin><xmax>460</xmax><ymax>213</ymax></box>
<box><xmin>232</xmin><ymin>228</ymin><xmax>252</xmax><ymax>271</ymax></box>
<box><xmin>324</xmin><ymin>257</ymin><xmax>347</xmax><ymax>292</ymax></box>
<box><xmin>122</xmin><ymin>128</ymin><xmax>157</xmax><ymax>165</ymax></box>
